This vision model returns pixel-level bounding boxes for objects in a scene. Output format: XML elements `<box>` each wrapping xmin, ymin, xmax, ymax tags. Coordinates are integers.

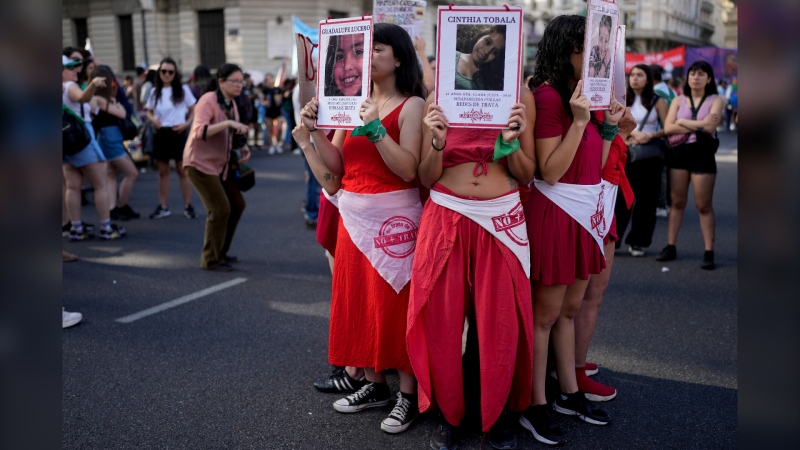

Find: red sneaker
<box><xmin>585</xmin><ymin>362</ymin><xmax>599</xmax><ymax>376</ymax></box>
<box><xmin>576</xmin><ymin>368</ymin><xmax>616</xmax><ymax>402</ymax></box>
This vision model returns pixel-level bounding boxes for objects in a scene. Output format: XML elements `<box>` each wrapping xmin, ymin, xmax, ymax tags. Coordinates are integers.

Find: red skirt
<box><xmin>407</xmin><ymin>199</ymin><xmax>532</xmax><ymax>431</ymax></box>
<box><xmin>328</xmin><ymin>216</ymin><xmax>413</xmax><ymax>374</ymax></box>
<box><xmin>315</xmin><ymin>192</ymin><xmax>339</xmax><ymax>257</ymax></box>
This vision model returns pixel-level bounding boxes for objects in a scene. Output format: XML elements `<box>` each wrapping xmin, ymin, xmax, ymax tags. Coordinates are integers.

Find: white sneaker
<box><xmin>655</xmin><ymin>207</ymin><xmax>668</xmax><ymax>218</ymax></box>
<box><xmin>268</xmin><ymin>146</ymin><xmax>276</xmax><ymax>155</ymax></box>
<box><xmin>62</xmin><ymin>308</ymin><xmax>83</xmax><ymax>329</ymax></box>
<box><xmin>628</xmin><ymin>246</ymin><xmax>645</xmax><ymax>257</ymax></box>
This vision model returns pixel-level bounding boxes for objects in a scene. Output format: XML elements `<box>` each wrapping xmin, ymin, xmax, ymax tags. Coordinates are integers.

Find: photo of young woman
<box><xmin>324</xmin><ymin>33</ymin><xmax>365</xmax><ymax>97</ymax></box>
<box><xmin>588</xmin><ymin>14</ymin><xmax>613</xmax><ymax>79</ymax></box>
<box><xmin>454</xmin><ymin>25</ymin><xmax>506</xmax><ymax>91</ymax></box>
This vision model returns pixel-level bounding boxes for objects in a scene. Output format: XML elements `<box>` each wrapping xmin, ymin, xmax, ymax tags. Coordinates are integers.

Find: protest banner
<box><xmin>685</xmin><ymin>47</ymin><xmax>738</xmax><ymax>83</ymax></box>
<box><xmin>316</xmin><ymin>17</ymin><xmax>373</xmax><ymax>129</ymax></box>
<box><xmin>435</xmin><ymin>5</ymin><xmax>523</xmax><ymax>129</ymax></box>
<box><xmin>373</xmin><ymin>0</ymin><xmax>426</xmax><ymax>41</ymax></box>
<box><xmin>626</xmin><ymin>46</ymin><xmax>686</xmax><ymax>80</ymax></box>
<box><xmin>582</xmin><ymin>0</ymin><xmax>620</xmax><ymax>110</ymax></box>
<box><xmin>614</xmin><ymin>24</ymin><xmax>626</xmax><ymax>105</ymax></box>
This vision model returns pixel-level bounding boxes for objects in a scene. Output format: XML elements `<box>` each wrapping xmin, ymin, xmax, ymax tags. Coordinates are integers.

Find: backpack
<box><xmin>62</xmin><ymin>104</ymin><xmax>92</xmax><ymax>156</ymax></box>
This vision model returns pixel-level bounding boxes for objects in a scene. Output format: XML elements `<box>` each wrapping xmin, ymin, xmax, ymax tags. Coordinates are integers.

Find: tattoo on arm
<box><xmin>506</xmin><ymin>170</ymin><xmax>519</xmax><ymax>189</ymax></box>
<box><xmin>324</xmin><ymin>173</ymin><xmax>332</xmax><ymax>181</ymax></box>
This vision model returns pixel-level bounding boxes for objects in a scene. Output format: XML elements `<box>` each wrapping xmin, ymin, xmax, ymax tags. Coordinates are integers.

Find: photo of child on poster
<box><xmin>316</xmin><ymin>17</ymin><xmax>372</xmax><ymax>129</ymax></box>
<box><xmin>454</xmin><ymin>24</ymin><xmax>507</xmax><ymax>91</ymax></box>
<box><xmin>435</xmin><ymin>5</ymin><xmax>523</xmax><ymax>128</ymax></box>
<box><xmin>582</xmin><ymin>0</ymin><xmax>619</xmax><ymax>110</ymax></box>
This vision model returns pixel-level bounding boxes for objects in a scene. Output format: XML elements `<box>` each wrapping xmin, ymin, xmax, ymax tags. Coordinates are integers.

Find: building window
<box><xmin>198</xmin><ymin>9</ymin><xmax>225</xmax><ymax>69</ymax></box>
<box><xmin>119</xmin><ymin>15</ymin><xmax>136</xmax><ymax>71</ymax></box>
<box><xmin>73</xmin><ymin>18</ymin><xmax>88</xmax><ymax>49</ymax></box>
<box><xmin>328</xmin><ymin>10</ymin><xmax>348</xmax><ymax>20</ymax></box>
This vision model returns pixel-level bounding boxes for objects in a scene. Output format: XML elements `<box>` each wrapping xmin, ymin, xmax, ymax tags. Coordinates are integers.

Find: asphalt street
<box><xmin>63</xmin><ymin>131</ymin><xmax>737</xmax><ymax>449</ymax></box>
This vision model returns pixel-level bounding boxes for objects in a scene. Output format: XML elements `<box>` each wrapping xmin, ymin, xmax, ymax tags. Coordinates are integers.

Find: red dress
<box><xmin>525</xmin><ymin>85</ymin><xmax>606</xmax><ymax>285</ymax></box>
<box><xmin>328</xmin><ymin>98</ymin><xmax>418</xmax><ymax>374</ymax></box>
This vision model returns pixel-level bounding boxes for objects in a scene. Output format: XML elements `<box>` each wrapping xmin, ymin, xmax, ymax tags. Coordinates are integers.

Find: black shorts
<box><xmin>152</xmin><ymin>128</ymin><xmax>188</xmax><ymax>161</ymax></box>
<box><xmin>667</xmin><ymin>141</ymin><xmax>717</xmax><ymax>174</ymax></box>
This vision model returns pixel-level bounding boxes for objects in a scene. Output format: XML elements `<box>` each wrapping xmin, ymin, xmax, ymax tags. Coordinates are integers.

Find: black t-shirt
<box><xmin>259</xmin><ymin>83</ymin><xmax>283</xmax><ymax>117</ymax></box>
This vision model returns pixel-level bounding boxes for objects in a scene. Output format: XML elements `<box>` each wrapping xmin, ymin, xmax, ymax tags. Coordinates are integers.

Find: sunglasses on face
<box><xmin>160</xmin><ymin>69</ymin><xmax>175</xmax><ymax>75</ymax></box>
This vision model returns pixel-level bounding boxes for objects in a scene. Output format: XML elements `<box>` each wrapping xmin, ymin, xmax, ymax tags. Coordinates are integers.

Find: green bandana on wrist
<box><xmin>351</xmin><ymin>118</ymin><xmax>387</xmax><ymax>143</ymax></box>
<box><xmin>493</xmin><ymin>132</ymin><xmax>520</xmax><ymax>162</ymax></box>
<box><xmin>599</xmin><ymin>121</ymin><xmax>619</xmax><ymax>141</ymax></box>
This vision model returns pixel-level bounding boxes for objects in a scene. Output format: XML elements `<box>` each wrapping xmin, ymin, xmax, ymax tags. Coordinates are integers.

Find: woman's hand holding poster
<box><xmin>435</xmin><ymin>5</ymin><xmax>523</xmax><ymax>129</ymax></box>
<box><xmin>582</xmin><ymin>0</ymin><xmax>620</xmax><ymax>110</ymax></box>
<box><xmin>316</xmin><ymin>17</ymin><xmax>373</xmax><ymax>129</ymax></box>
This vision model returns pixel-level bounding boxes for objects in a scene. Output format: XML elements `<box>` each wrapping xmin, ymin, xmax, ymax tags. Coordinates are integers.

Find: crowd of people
<box><xmin>63</xmin><ymin>12</ymin><xmax>728</xmax><ymax>450</ymax></box>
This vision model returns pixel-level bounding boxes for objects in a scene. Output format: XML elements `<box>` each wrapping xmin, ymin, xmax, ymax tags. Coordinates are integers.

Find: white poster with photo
<box><xmin>435</xmin><ymin>6</ymin><xmax>523</xmax><ymax>129</ymax></box>
<box><xmin>614</xmin><ymin>24</ymin><xmax>626</xmax><ymax>106</ymax></box>
<box><xmin>582</xmin><ymin>0</ymin><xmax>620</xmax><ymax>110</ymax></box>
<box><xmin>373</xmin><ymin>0</ymin><xmax>426</xmax><ymax>41</ymax></box>
<box><xmin>316</xmin><ymin>17</ymin><xmax>373</xmax><ymax>129</ymax></box>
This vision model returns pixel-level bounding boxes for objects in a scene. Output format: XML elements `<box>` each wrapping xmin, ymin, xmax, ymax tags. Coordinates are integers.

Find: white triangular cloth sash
<box><xmin>322</xmin><ymin>189</ymin><xmax>340</xmax><ymax>208</ymax></box>
<box><xmin>337</xmin><ymin>189</ymin><xmax>422</xmax><ymax>293</ymax></box>
<box><xmin>532</xmin><ymin>179</ymin><xmax>618</xmax><ymax>255</ymax></box>
<box><xmin>429</xmin><ymin>189</ymin><xmax>531</xmax><ymax>278</ymax></box>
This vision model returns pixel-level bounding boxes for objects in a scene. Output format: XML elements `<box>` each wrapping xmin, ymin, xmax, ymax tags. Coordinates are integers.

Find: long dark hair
<box><xmin>626</xmin><ymin>64</ymin><xmax>655</xmax><ymax>107</ymax></box>
<box><xmin>91</xmin><ymin>65</ymin><xmax>118</xmax><ymax>110</ymax></box>
<box><xmin>373</xmin><ymin>23</ymin><xmax>426</xmax><ymax>99</ymax></box>
<box><xmin>532</xmin><ymin>15</ymin><xmax>586</xmax><ymax>120</ymax></box>
<box><xmin>683</xmin><ymin>60</ymin><xmax>718</xmax><ymax>97</ymax></box>
<box><xmin>154</xmin><ymin>57</ymin><xmax>185</xmax><ymax>106</ymax></box>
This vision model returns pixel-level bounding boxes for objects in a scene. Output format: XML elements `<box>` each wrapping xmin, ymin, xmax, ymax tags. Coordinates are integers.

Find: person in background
<box><xmin>90</xmin><ymin>65</ymin><xmax>141</xmax><ymax>221</ymax></box>
<box><xmin>650</xmin><ymin>64</ymin><xmax>675</xmax><ymax>105</ymax></box>
<box><xmin>123</xmin><ymin>75</ymin><xmax>135</xmax><ymax>104</ymax></box>
<box><xmin>668</xmin><ymin>76</ymin><xmax>682</xmax><ymax>96</ymax></box>
<box><xmin>717</xmin><ymin>80</ymin><xmax>728</xmax><ymax>132</ymax></box>
<box><xmin>190</xmin><ymin>65</ymin><xmax>214</xmax><ymax>100</ymax></box>
<box><xmin>259</xmin><ymin>73</ymin><xmax>283</xmax><ymax>153</ymax></box>
<box><xmin>659</xmin><ymin>60</ymin><xmax>724</xmax><ymax>270</ymax></box>
<box><xmin>241</xmin><ymin>74</ymin><xmax>260</xmax><ymax>148</ymax></box>
<box><xmin>183</xmin><ymin>63</ymin><xmax>251</xmax><ymax>272</ymax></box>
<box><xmin>724</xmin><ymin>77</ymin><xmax>738</xmax><ymax>131</ymax></box>
<box><xmin>280</xmin><ymin>78</ymin><xmax>297</xmax><ymax>153</ymax></box>
<box><xmin>145</xmin><ymin>57</ymin><xmax>197</xmax><ymax>220</ymax></box>
<box><xmin>133</xmin><ymin>65</ymin><xmax>147</xmax><ymax>116</ymax></box>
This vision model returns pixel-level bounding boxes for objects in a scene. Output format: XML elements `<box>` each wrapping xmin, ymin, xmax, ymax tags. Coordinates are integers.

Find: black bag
<box><xmin>62</xmin><ymin>105</ymin><xmax>91</xmax><ymax>156</ymax></box>
<box><xmin>119</xmin><ymin>114</ymin><xmax>139</xmax><ymax>141</ymax></box>
<box><xmin>688</xmin><ymin>94</ymin><xmax>720</xmax><ymax>154</ymax></box>
<box><xmin>227</xmin><ymin>151</ymin><xmax>255</xmax><ymax>192</ymax></box>
<box><xmin>628</xmin><ymin>95</ymin><xmax>666</xmax><ymax>162</ymax></box>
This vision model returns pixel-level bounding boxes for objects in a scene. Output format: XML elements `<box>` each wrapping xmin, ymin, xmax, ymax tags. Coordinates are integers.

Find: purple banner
<box><xmin>685</xmin><ymin>47</ymin><xmax>738</xmax><ymax>83</ymax></box>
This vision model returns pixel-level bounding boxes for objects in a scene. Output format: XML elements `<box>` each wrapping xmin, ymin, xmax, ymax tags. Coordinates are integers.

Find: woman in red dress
<box><xmin>521</xmin><ymin>15</ymin><xmax>624</xmax><ymax>445</ymax></box>
<box><xmin>299</xmin><ymin>23</ymin><xmax>426</xmax><ymax>434</ymax></box>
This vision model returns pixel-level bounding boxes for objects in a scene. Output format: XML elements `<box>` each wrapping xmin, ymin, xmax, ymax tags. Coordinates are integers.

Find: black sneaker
<box><xmin>488</xmin><ymin>410</ymin><xmax>518</xmax><ymax>449</ymax></box>
<box><xmin>223</xmin><ymin>254</ymin><xmax>238</xmax><ymax>264</ymax></box>
<box><xmin>99</xmin><ymin>224</ymin><xmax>127</xmax><ymax>240</ymax></box>
<box><xmin>314</xmin><ymin>367</ymin><xmax>367</xmax><ymax>393</ymax></box>
<box><xmin>149</xmin><ymin>205</ymin><xmax>171</xmax><ymax>219</ymax></box>
<box><xmin>552</xmin><ymin>391</ymin><xmax>610</xmax><ymax>425</ymax></box>
<box><xmin>655</xmin><ymin>244</ymin><xmax>677</xmax><ymax>262</ymax></box>
<box><xmin>117</xmin><ymin>204</ymin><xmax>141</xmax><ymax>219</ymax></box>
<box><xmin>110</xmin><ymin>207</ymin><xmax>122</xmax><ymax>221</ymax></box>
<box><xmin>184</xmin><ymin>204</ymin><xmax>197</xmax><ymax>219</ymax></box>
<box><xmin>333</xmin><ymin>382</ymin><xmax>391</xmax><ymax>413</ymax></box>
<box><xmin>701</xmin><ymin>251</ymin><xmax>715</xmax><ymax>270</ymax></box>
<box><xmin>429</xmin><ymin>413</ymin><xmax>458</xmax><ymax>450</ymax></box>
<box><xmin>69</xmin><ymin>227</ymin><xmax>93</xmax><ymax>241</ymax></box>
<box><xmin>519</xmin><ymin>404</ymin><xmax>566</xmax><ymax>446</ymax></box>
<box><xmin>381</xmin><ymin>392</ymin><xmax>418</xmax><ymax>434</ymax></box>
<box><xmin>207</xmin><ymin>263</ymin><xmax>234</xmax><ymax>272</ymax></box>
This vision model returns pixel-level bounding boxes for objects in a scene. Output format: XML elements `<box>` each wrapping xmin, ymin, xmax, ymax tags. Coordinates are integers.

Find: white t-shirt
<box><xmin>145</xmin><ymin>85</ymin><xmax>196</xmax><ymax>127</ymax></box>
<box><xmin>62</xmin><ymin>81</ymin><xmax>95</xmax><ymax>124</ymax></box>
<box><xmin>630</xmin><ymin>94</ymin><xmax>659</xmax><ymax>134</ymax></box>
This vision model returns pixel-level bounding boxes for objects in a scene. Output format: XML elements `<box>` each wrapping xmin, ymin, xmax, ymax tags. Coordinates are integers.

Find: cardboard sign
<box><xmin>373</xmin><ymin>0</ymin><xmax>426</xmax><ymax>41</ymax></box>
<box><xmin>316</xmin><ymin>17</ymin><xmax>373</xmax><ymax>129</ymax></box>
<box><xmin>582</xmin><ymin>0</ymin><xmax>620</xmax><ymax>110</ymax></box>
<box><xmin>435</xmin><ymin>5</ymin><xmax>524</xmax><ymax>128</ymax></box>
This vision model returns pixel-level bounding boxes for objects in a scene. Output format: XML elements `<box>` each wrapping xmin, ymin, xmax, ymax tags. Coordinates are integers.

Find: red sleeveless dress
<box><xmin>328</xmin><ymin>98</ymin><xmax>418</xmax><ymax>374</ymax></box>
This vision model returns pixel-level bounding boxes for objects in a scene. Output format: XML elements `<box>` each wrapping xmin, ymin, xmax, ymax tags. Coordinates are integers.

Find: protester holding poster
<box><xmin>523</xmin><ymin>14</ymin><xmax>624</xmax><ymax>446</ymax></box>
<box><xmin>316</xmin><ymin>18</ymin><xmax>372</xmax><ymax>128</ymax></box>
<box><xmin>300</xmin><ymin>23</ymin><xmax>426</xmax><ymax>434</ymax></box>
<box><xmin>407</xmin><ymin>58</ymin><xmax>536</xmax><ymax>450</ymax></box>
<box><xmin>435</xmin><ymin>5</ymin><xmax>524</xmax><ymax>129</ymax></box>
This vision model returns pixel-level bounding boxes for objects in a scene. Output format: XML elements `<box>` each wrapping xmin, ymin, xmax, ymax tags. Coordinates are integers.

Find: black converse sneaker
<box><xmin>313</xmin><ymin>367</ymin><xmax>368</xmax><ymax>393</ymax></box>
<box><xmin>552</xmin><ymin>391</ymin><xmax>610</xmax><ymax>425</ymax></box>
<box><xmin>519</xmin><ymin>404</ymin><xmax>566</xmax><ymax>446</ymax></box>
<box><xmin>381</xmin><ymin>392</ymin><xmax>418</xmax><ymax>434</ymax></box>
<box><xmin>333</xmin><ymin>382</ymin><xmax>391</xmax><ymax>413</ymax></box>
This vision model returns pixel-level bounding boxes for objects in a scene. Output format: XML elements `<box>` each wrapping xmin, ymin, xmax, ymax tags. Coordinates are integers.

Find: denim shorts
<box><xmin>63</xmin><ymin>124</ymin><xmax>107</xmax><ymax>168</ymax></box>
<box><xmin>96</xmin><ymin>125</ymin><xmax>129</xmax><ymax>161</ymax></box>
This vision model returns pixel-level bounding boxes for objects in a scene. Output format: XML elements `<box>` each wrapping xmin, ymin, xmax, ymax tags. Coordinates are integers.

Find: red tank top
<box><xmin>341</xmin><ymin>97</ymin><xmax>418</xmax><ymax>194</ymax></box>
<box><xmin>441</xmin><ymin>127</ymin><xmax>508</xmax><ymax>177</ymax></box>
